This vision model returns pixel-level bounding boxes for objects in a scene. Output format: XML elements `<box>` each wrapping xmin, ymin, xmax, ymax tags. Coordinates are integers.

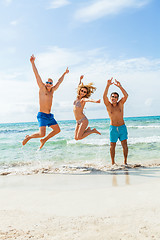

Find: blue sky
<box><xmin>0</xmin><ymin>0</ymin><xmax>160</xmax><ymax>123</ymax></box>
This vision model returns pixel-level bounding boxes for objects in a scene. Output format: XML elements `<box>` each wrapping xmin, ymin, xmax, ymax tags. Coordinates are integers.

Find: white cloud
<box><xmin>37</xmin><ymin>46</ymin><xmax>83</xmax><ymax>74</ymax></box>
<box><xmin>0</xmin><ymin>69</ymin><xmax>26</xmax><ymax>82</ymax></box>
<box><xmin>0</xmin><ymin>47</ymin><xmax>160</xmax><ymax>123</ymax></box>
<box><xmin>10</xmin><ymin>20</ymin><xmax>19</xmax><ymax>26</ymax></box>
<box><xmin>75</xmin><ymin>0</ymin><xmax>151</xmax><ymax>22</ymax></box>
<box><xmin>0</xmin><ymin>78</ymin><xmax>38</xmax><ymax>123</ymax></box>
<box><xmin>3</xmin><ymin>0</ymin><xmax>12</xmax><ymax>6</ymax></box>
<box><xmin>47</xmin><ymin>0</ymin><xmax>70</xmax><ymax>9</ymax></box>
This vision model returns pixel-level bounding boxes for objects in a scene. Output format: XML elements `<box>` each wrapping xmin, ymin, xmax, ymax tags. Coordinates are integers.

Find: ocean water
<box><xmin>0</xmin><ymin>116</ymin><xmax>160</xmax><ymax>175</ymax></box>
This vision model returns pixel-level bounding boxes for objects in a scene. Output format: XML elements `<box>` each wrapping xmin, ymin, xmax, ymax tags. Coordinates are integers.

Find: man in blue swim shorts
<box><xmin>103</xmin><ymin>78</ymin><xmax>128</xmax><ymax>165</ymax></box>
<box><xmin>22</xmin><ymin>54</ymin><xmax>69</xmax><ymax>149</ymax></box>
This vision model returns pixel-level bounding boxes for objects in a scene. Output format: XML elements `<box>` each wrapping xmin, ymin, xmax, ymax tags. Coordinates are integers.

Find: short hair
<box><xmin>110</xmin><ymin>92</ymin><xmax>119</xmax><ymax>98</ymax></box>
<box><xmin>48</xmin><ymin>78</ymin><xmax>53</xmax><ymax>82</ymax></box>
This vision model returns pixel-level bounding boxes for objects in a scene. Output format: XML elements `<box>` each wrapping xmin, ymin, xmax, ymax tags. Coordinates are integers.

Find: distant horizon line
<box><xmin>0</xmin><ymin>115</ymin><xmax>160</xmax><ymax>125</ymax></box>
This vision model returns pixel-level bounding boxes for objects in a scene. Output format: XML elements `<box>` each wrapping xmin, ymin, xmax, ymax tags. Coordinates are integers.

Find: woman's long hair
<box><xmin>77</xmin><ymin>82</ymin><xmax>96</xmax><ymax>98</ymax></box>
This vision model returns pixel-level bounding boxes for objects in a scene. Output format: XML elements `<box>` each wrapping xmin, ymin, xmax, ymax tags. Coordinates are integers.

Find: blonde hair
<box><xmin>77</xmin><ymin>82</ymin><xmax>96</xmax><ymax>98</ymax></box>
<box><xmin>48</xmin><ymin>78</ymin><xmax>53</xmax><ymax>82</ymax></box>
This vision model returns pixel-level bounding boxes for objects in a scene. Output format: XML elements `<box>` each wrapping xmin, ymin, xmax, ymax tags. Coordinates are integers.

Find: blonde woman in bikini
<box><xmin>73</xmin><ymin>75</ymin><xmax>101</xmax><ymax>140</ymax></box>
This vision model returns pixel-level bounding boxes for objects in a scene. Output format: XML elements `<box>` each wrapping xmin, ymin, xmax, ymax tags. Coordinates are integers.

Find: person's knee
<box><xmin>75</xmin><ymin>136</ymin><xmax>82</xmax><ymax>140</ymax></box>
<box><xmin>110</xmin><ymin>142</ymin><xmax>116</xmax><ymax>149</ymax></box>
<box><xmin>57</xmin><ymin>126</ymin><xmax>61</xmax><ymax>133</ymax></box>
<box><xmin>123</xmin><ymin>144</ymin><xmax>128</xmax><ymax>151</ymax></box>
<box><xmin>56</xmin><ymin>126</ymin><xmax>61</xmax><ymax>134</ymax></box>
<box><xmin>39</xmin><ymin>127</ymin><xmax>46</xmax><ymax>137</ymax></box>
<box><xmin>74</xmin><ymin>136</ymin><xmax>78</xmax><ymax>141</ymax></box>
<box><xmin>40</xmin><ymin>132</ymin><xmax>46</xmax><ymax>137</ymax></box>
<box><xmin>53</xmin><ymin>125</ymin><xmax>60</xmax><ymax>134</ymax></box>
<box><xmin>124</xmin><ymin>143</ymin><xmax>128</xmax><ymax>148</ymax></box>
<box><xmin>76</xmin><ymin>134</ymin><xmax>82</xmax><ymax>140</ymax></box>
<box><xmin>121</xmin><ymin>141</ymin><xmax>128</xmax><ymax>149</ymax></box>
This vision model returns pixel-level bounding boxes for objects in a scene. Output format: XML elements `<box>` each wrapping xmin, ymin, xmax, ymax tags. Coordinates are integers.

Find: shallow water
<box><xmin>0</xmin><ymin>116</ymin><xmax>160</xmax><ymax>175</ymax></box>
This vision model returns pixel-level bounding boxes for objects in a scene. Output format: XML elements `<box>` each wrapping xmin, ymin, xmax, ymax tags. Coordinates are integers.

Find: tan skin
<box><xmin>22</xmin><ymin>54</ymin><xmax>69</xmax><ymax>149</ymax></box>
<box><xmin>74</xmin><ymin>75</ymin><xmax>101</xmax><ymax>140</ymax></box>
<box><xmin>103</xmin><ymin>78</ymin><xmax>128</xmax><ymax>165</ymax></box>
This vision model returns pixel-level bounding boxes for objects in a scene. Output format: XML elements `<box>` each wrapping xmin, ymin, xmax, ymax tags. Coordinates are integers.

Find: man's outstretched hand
<box><xmin>114</xmin><ymin>79</ymin><xmax>121</xmax><ymax>88</ymax></box>
<box><xmin>107</xmin><ymin>77</ymin><xmax>113</xmax><ymax>86</ymax></box>
<box><xmin>65</xmin><ymin>67</ymin><xmax>69</xmax><ymax>74</ymax></box>
<box><xmin>30</xmin><ymin>54</ymin><xmax>35</xmax><ymax>63</ymax></box>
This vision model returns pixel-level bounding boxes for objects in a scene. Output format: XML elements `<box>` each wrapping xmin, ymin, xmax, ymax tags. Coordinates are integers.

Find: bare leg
<box><xmin>22</xmin><ymin>127</ymin><xmax>46</xmax><ymax>146</ymax></box>
<box><xmin>74</xmin><ymin>123</ymin><xmax>91</xmax><ymax>140</ymax></box>
<box><xmin>76</xmin><ymin>119</ymin><xmax>101</xmax><ymax>140</ymax></box>
<box><xmin>39</xmin><ymin>124</ymin><xmax>60</xmax><ymax>149</ymax></box>
<box><xmin>85</xmin><ymin>127</ymin><xmax>91</xmax><ymax>132</ymax></box>
<box><xmin>74</xmin><ymin>123</ymin><xmax>80</xmax><ymax>140</ymax></box>
<box><xmin>121</xmin><ymin>139</ymin><xmax>128</xmax><ymax>165</ymax></box>
<box><xmin>110</xmin><ymin>142</ymin><xmax>116</xmax><ymax>165</ymax></box>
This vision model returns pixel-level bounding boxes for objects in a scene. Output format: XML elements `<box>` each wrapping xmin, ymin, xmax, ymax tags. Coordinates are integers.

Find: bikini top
<box><xmin>73</xmin><ymin>99</ymin><xmax>81</xmax><ymax>108</ymax></box>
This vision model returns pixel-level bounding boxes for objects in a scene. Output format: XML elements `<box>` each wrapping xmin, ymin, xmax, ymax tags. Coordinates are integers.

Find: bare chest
<box><xmin>39</xmin><ymin>89</ymin><xmax>53</xmax><ymax>101</ymax></box>
<box><xmin>108</xmin><ymin>105</ymin><xmax>123</xmax><ymax>116</ymax></box>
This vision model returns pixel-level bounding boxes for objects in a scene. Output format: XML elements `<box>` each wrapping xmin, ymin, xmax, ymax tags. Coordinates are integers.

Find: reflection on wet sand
<box><xmin>112</xmin><ymin>171</ymin><xmax>130</xmax><ymax>186</ymax></box>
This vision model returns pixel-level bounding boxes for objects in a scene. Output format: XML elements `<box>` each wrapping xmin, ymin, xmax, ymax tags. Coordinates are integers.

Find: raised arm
<box><xmin>79</xmin><ymin>75</ymin><xmax>84</xmax><ymax>86</ymax></box>
<box><xmin>114</xmin><ymin>79</ymin><xmax>128</xmax><ymax>104</ymax></box>
<box><xmin>30</xmin><ymin>55</ymin><xmax>44</xmax><ymax>88</ymax></box>
<box><xmin>103</xmin><ymin>78</ymin><xmax>113</xmax><ymax>106</ymax></box>
<box><xmin>53</xmin><ymin>67</ymin><xmax>69</xmax><ymax>91</ymax></box>
<box><xmin>81</xmin><ymin>98</ymin><xmax>101</xmax><ymax>103</ymax></box>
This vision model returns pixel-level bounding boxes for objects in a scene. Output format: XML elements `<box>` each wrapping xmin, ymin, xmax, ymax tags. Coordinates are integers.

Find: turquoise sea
<box><xmin>0</xmin><ymin>116</ymin><xmax>160</xmax><ymax>175</ymax></box>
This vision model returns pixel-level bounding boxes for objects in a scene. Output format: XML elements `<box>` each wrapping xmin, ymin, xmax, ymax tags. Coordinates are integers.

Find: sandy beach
<box><xmin>0</xmin><ymin>168</ymin><xmax>160</xmax><ymax>240</ymax></box>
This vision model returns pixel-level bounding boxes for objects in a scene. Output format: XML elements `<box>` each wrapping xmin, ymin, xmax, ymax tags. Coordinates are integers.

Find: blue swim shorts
<box><xmin>37</xmin><ymin>112</ymin><xmax>58</xmax><ymax>127</ymax></box>
<box><xmin>110</xmin><ymin>124</ymin><xmax>128</xmax><ymax>143</ymax></box>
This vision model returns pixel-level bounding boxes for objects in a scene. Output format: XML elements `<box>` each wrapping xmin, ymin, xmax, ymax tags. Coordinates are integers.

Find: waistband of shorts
<box><xmin>37</xmin><ymin>112</ymin><xmax>53</xmax><ymax>117</ymax></box>
<box><xmin>110</xmin><ymin>124</ymin><xmax>126</xmax><ymax>129</ymax></box>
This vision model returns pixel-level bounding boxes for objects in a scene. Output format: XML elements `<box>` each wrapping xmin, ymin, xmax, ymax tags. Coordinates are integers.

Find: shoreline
<box><xmin>0</xmin><ymin>160</ymin><xmax>160</xmax><ymax>176</ymax></box>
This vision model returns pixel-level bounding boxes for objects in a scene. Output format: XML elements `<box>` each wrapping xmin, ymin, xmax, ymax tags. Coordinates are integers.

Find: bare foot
<box><xmin>39</xmin><ymin>139</ymin><xmax>46</xmax><ymax>149</ymax></box>
<box><xmin>112</xmin><ymin>163</ymin><xmax>118</xmax><ymax>166</ymax></box>
<box><xmin>22</xmin><ymin>135</ymin><xmax>30</xmax><ymax>146</ymax></box>
<box><xmin>93</xmin><ymin>128</ymin><xmax>101</xmax><ymax>135</ymax></box>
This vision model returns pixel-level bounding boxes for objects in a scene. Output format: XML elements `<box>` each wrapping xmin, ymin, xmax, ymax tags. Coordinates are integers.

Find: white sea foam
<box><xmin>67</xmin><ymin>136</ymin><xmax>160</xmax><ymax>146</ymax></box>
<box><xmin>67</xmin><ymin>138</ymin><xmax>110</xmax><ymax>146</ymax></box>
<box><xmin>128</xmin><ymin>125</ymin><xmax>160</xmax><ymax>129</ymax></box>
<box><xmin>1</xmin><ymin>161</ymin><xmax>160</xmax><ymax>176</ymax></box>
<box><xmin>128</xmin><ymin>136</ymin><xmax>160</xmax><ymax>144</ymax></box>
